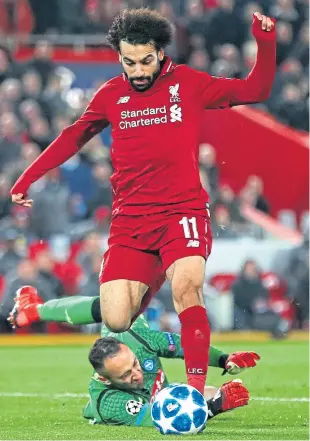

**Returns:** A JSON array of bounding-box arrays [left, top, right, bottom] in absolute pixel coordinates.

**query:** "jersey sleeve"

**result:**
[[129, 327, 183, 359], [191, 16, 276, 109], [10, 84, 110, 197], [98, 391, 153, 427], [133, 327, 227, 368]]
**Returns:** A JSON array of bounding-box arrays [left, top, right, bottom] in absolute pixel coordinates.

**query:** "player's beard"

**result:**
[[128, 61, 161, 92], [114, 380, 144, 391]]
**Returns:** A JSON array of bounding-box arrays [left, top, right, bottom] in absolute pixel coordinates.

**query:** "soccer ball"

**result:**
[[151, 384, 208, 435]]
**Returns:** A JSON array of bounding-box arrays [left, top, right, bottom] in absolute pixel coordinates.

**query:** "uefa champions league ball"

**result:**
[[151, 384, 208, 435]]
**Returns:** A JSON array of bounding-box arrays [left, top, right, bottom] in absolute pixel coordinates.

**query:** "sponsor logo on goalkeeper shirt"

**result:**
[[165, 332, 176, 352], [119, 105, 182, 129], [150, 369, 166, 404]]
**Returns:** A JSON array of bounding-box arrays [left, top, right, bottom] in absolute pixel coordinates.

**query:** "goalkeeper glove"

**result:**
[[224, 351, 261, 375], [208, 379, 250, 418]]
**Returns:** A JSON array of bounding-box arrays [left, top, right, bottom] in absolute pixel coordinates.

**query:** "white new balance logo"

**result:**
[[117, 96, 130, 104], [170, 104, 182, 122], [187, 240, 199, 248]]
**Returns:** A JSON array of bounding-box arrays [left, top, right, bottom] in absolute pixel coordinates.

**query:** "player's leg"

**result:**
[[8, 286, 101, 328], [166, 255, 206, 313], [166, 256, 210, 395], [9, 285, 158, 330], [161, 211, 213, 395], [8, 262, 165, 329], [130, 269, 166, 325], [99, 245, 160, 332]]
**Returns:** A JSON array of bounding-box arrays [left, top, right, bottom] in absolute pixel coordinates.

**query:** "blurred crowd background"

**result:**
[[0, 0, 308, 336]]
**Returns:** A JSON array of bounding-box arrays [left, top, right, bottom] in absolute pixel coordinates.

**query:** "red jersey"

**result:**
[[11, 17, 276, 217]]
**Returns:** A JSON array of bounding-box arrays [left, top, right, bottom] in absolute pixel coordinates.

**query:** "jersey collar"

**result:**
[[159, 56, 175, 77]]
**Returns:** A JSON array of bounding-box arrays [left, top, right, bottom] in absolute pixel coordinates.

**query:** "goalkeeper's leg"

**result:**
[[8, 286, 101, 328], [8, 264, 165, 329]]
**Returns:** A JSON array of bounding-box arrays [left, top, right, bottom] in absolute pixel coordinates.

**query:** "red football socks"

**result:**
[[179, 305, 210, 395]]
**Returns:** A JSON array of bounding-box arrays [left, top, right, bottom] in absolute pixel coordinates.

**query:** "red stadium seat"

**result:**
[[0, 0, 34, 34], [261, 272, 287, 301], [261, 272, 295, 324], [269, 298, 295, 323], [0, 275, 5, 299], [28, 241, 50, 260], [47, 322, 77, 334], [53, 261, 83, 295], [15, 326, 31, 335], [203, 0, 218, 8], [68, 241, 83, 261], [209, 273, 236, 293]]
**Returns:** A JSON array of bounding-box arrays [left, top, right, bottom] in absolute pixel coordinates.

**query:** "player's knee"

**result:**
[[102, 315, 131, 333], [105, 322, 131, 333]]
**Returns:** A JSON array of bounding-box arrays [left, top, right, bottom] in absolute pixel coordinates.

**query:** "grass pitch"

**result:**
[[0, 338, 308, 440]]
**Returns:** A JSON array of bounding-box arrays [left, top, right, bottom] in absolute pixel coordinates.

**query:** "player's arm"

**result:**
[[10, 86, 110, 206], [196, 14, 276, 109], [137, 328, 260, 374], [150, 330, 227, 368], [98, 382, 250, 426], [135, 327, 226, 367], [98, 390, 153, 427], [137, 327, 224, 366]]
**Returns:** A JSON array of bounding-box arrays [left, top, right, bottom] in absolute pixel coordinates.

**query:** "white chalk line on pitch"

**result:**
[[0, 392, 309, 402]]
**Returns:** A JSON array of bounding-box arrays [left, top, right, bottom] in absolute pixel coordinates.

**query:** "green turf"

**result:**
[[0, 340, 308, 440]]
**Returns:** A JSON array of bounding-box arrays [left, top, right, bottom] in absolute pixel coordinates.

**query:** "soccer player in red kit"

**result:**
[[11, 9, 276, 394]]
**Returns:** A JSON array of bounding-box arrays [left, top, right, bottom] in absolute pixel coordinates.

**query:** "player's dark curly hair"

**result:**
[[107, 8, 173, 52], [89, 337, 122, 374]]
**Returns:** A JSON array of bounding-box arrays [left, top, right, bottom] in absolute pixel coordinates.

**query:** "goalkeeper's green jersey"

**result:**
[[83, 315, 224, 427]]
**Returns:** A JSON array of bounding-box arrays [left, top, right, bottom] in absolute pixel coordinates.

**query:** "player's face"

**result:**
[[119, 41, 164, 92], [104, 344, 144, 390]]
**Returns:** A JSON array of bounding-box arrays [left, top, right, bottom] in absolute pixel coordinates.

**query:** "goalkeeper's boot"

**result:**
[[8, 285, 43, 328], [208, 379, 250, 418]]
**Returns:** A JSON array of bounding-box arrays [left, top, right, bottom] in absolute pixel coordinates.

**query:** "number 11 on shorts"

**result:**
[[179, 217, 199, 239]]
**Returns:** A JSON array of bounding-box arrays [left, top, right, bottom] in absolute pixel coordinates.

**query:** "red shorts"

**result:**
[[99, 208, 212, 292]]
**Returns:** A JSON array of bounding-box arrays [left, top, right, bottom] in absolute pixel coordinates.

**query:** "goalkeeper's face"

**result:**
[[104, 344, 144, 390], [119, 41, 164, 92]]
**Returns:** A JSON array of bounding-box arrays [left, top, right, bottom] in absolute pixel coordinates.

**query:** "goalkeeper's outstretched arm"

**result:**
[[90, 380, 250, 426]]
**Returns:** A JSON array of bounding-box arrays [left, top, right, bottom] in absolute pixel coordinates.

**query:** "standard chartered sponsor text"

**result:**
[[119, 106, 168, 129]]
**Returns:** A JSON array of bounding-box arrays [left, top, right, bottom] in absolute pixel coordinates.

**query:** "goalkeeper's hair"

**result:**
[[89, 337, 122, 374], [107, 8, 173, 52]]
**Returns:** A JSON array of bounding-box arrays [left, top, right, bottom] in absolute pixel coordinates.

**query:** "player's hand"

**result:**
[[253, 12, 275, 32], [219, 379, 250, 412], [225, 351, 261, 375], [252, 13, 276, 42], [11, 193, 33, 208]]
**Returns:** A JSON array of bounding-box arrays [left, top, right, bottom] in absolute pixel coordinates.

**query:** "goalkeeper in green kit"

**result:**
[[9, 286, 260, 427]]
